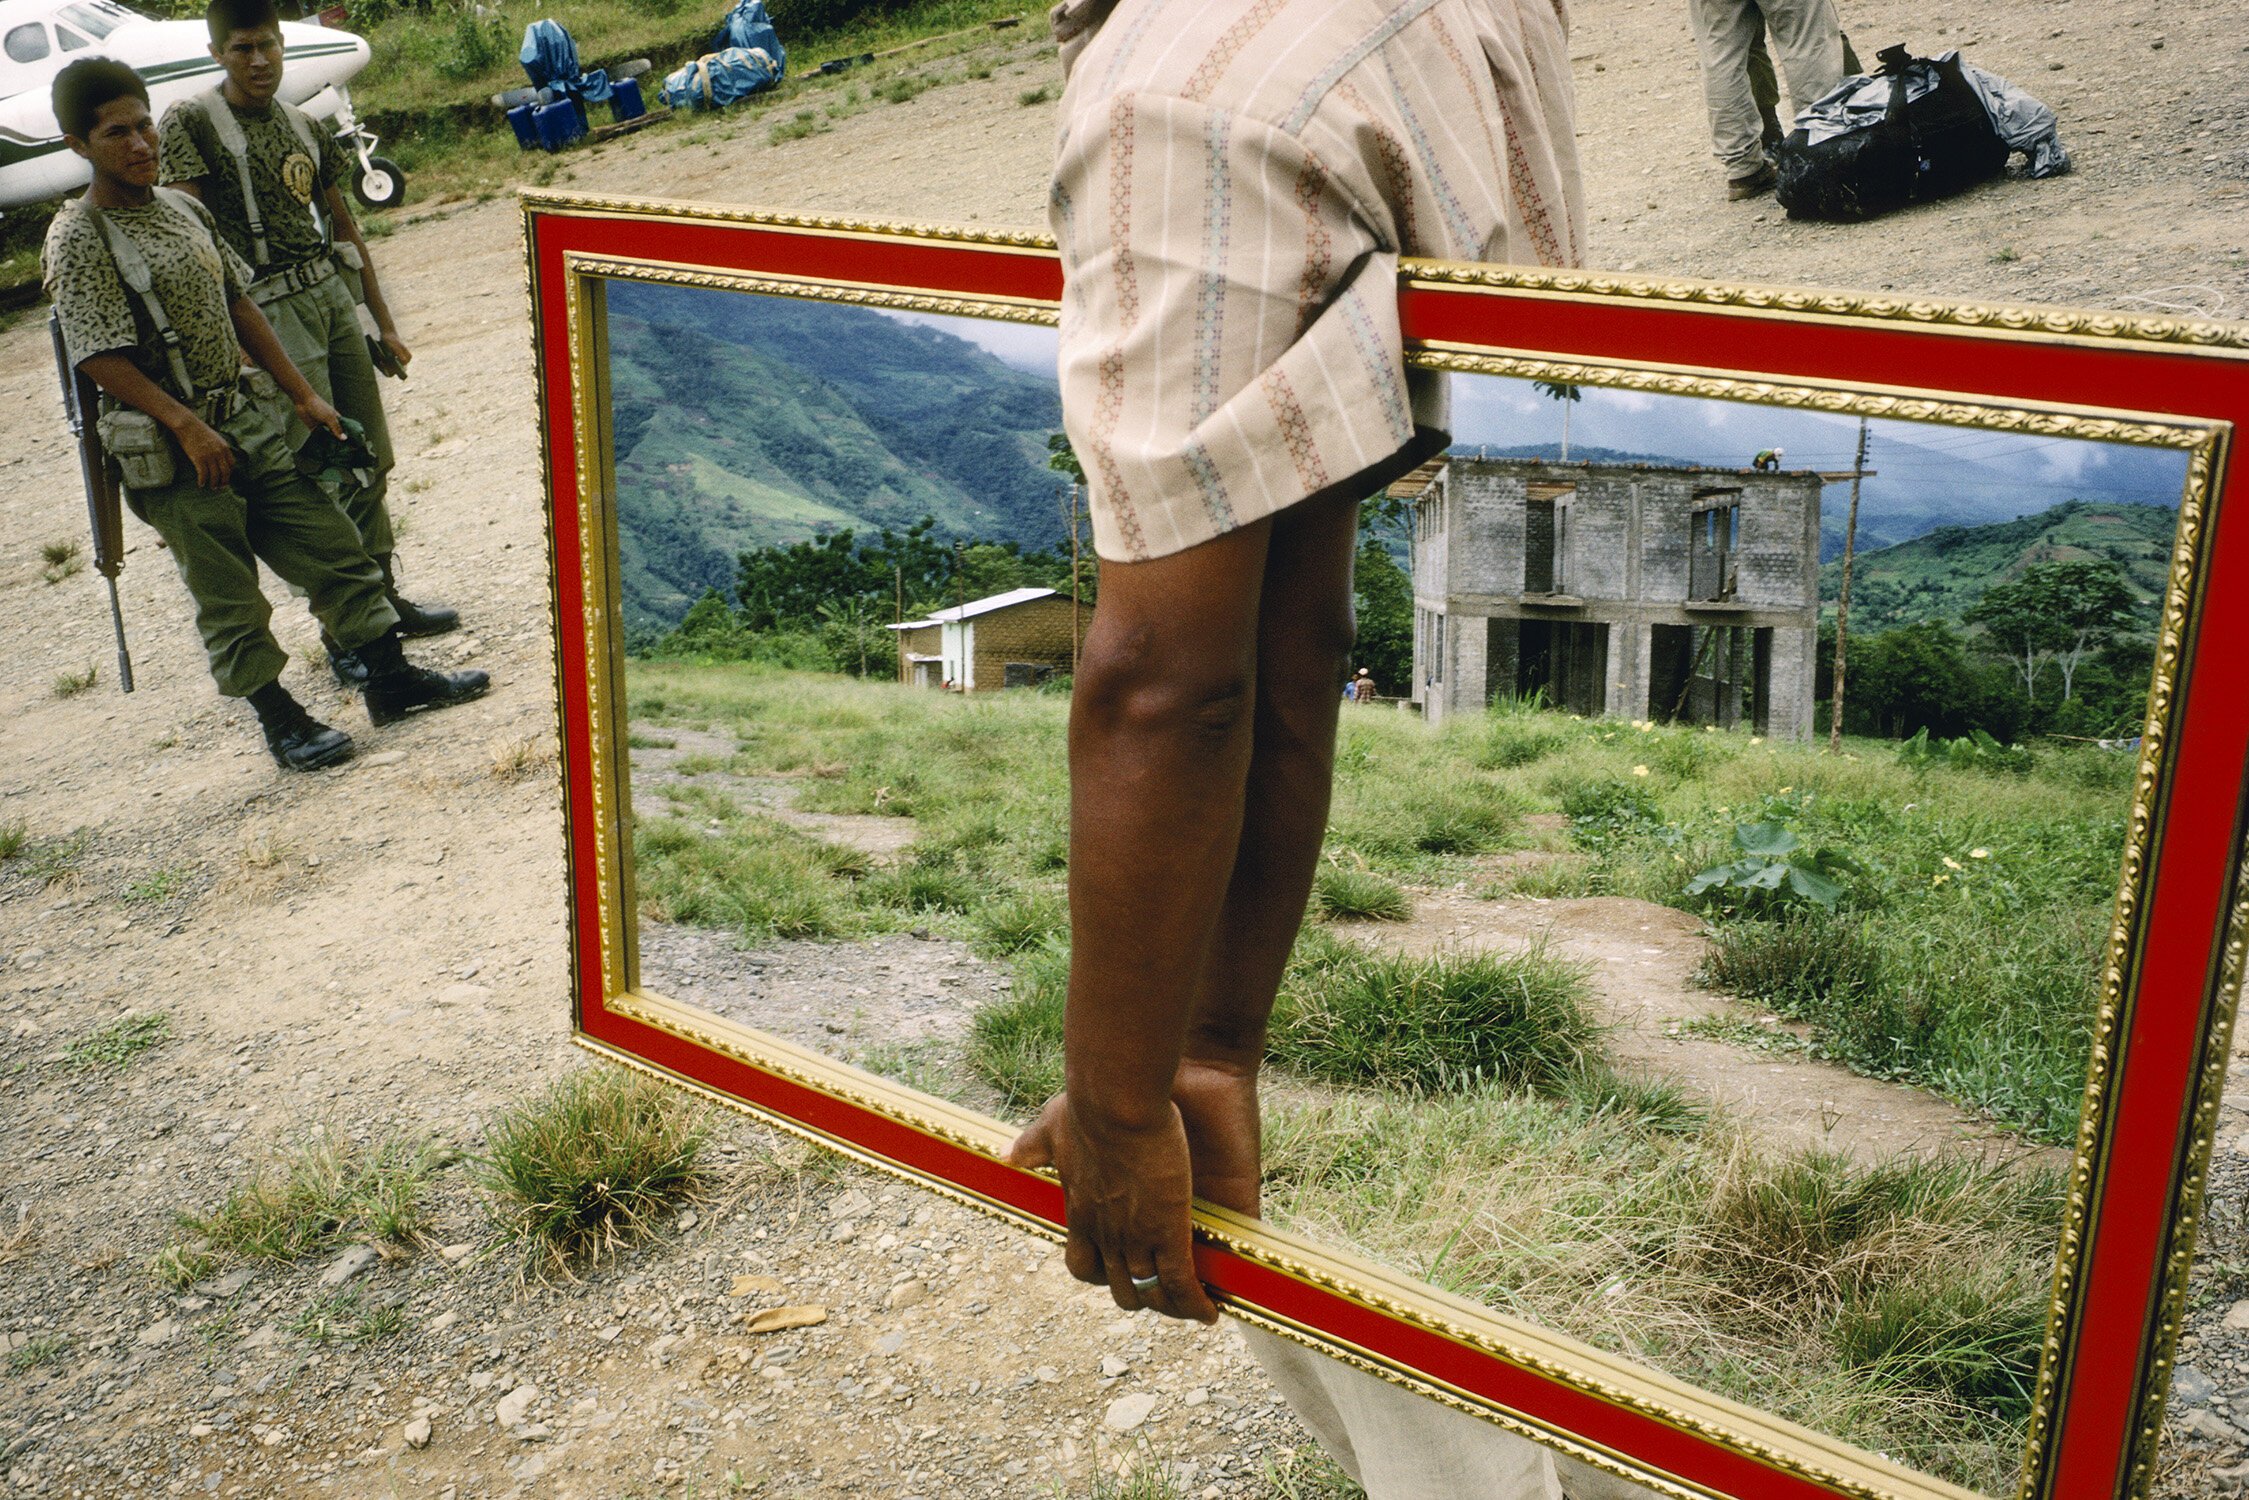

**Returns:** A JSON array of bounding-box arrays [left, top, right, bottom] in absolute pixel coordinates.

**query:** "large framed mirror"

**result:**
[[525, 191, 2249, 1500]]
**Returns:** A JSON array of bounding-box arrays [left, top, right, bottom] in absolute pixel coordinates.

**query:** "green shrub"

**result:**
[[435, 13, 504, 79], [1832, 1270, 2048, 1420], [1560, 779, 1667, 853], [1475, 716, 1570, 769], [1269, 938, 1599, 1094], [968, 941, 1068, 1111]]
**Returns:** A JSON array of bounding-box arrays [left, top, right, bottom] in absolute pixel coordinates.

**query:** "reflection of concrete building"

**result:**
[[888, 586, 1081, 692], [1404, 456, 1823, 738]]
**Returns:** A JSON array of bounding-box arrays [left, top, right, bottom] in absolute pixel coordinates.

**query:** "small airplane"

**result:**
[[0, 0, 402, 214]]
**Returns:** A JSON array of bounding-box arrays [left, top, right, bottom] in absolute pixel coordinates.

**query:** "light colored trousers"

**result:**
[[1244, 1325, 1662, 1499], [1687, 0, 1849, 178]]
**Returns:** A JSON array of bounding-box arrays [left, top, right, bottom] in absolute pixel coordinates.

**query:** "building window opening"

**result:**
[[1689, 491, 1741, 602]]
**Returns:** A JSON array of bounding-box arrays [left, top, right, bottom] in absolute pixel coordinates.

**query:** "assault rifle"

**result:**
[[50, 310, 134, 693]]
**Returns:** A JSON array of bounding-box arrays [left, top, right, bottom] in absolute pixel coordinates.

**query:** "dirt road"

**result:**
[[4, 3, 2247, 1496]]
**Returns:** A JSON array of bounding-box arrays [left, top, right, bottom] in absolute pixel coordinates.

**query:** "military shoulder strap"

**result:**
[[194, 90, 329, 268], [84, 189, 206, 401]]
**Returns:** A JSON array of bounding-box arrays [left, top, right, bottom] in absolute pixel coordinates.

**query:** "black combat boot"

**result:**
[[322, 631, 372, 687], [358, 630, 491, 727], [376, 553, 460, 637], [248, 681, 355, 771]]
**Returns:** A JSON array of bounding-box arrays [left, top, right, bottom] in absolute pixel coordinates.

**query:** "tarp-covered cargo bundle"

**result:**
[[1775, 45, 2070, 223], [662, 0, 785, 111], [519, 18, 612, 104]]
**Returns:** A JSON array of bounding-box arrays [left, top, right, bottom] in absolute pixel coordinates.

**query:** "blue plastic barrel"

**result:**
[[608, 76, 645, 123], [531, 97, 585, 152], [506, 101, 538, 150]]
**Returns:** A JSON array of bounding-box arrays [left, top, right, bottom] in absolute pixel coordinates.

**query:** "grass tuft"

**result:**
[[53, 665, 98, 698], [40, 538, 85, 585], [0, 821, 25, 861], [968, 939, 1069, 1112], [474, 1066, 707, 1275], [6, 1334, 67, 1373], [1311, 866, 1411, 923], [150, 1242, 216, 1290], [1269, 934, 1599, 1095], [185, 1130, 435, 1261], [969, 888, 1068, 956], [289, 1284, 408, 1345]]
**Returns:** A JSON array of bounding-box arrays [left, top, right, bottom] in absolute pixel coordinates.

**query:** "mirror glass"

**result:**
[[602, 275, 2192, 1496]]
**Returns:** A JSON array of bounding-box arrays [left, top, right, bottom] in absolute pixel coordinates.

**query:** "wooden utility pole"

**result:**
[[1829, 416, 1870, 753]]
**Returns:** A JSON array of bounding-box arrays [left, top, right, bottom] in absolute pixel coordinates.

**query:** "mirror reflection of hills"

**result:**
[[606, 283, 1068, 630]]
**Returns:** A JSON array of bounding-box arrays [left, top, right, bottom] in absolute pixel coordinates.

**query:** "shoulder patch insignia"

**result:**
[[282, 152, 316, 205]]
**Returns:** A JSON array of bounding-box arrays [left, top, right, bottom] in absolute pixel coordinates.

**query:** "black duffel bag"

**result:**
[[1775, 45, 2010, 223]]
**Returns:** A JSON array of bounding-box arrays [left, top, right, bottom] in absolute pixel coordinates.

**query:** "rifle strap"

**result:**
[[87, 189, 204, 403], [195, 89, 329, 269]]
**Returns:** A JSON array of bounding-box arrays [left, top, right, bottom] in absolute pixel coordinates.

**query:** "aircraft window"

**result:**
[[4, 23, 51, 62], [60, 3, 121, 38], [58, 25, 90, 48]]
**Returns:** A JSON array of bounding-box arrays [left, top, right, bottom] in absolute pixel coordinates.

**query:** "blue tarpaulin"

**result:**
[[711, 0, 785, 75], [520, 19, 611, 104], [661, 44, 782, 110]]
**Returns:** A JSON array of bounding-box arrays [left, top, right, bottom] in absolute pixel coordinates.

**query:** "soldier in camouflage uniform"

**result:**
[[159, 0, 456, 683], [45, 58, 489, 771]]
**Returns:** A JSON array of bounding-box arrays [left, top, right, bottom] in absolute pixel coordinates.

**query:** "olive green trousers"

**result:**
[[131, 396, 398, 698], [259, 269, 395, 555]]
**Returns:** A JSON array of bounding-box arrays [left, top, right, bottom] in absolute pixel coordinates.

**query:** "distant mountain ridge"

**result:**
[[606, 283, 1070, 629], [1818, 499, 2179, 633]]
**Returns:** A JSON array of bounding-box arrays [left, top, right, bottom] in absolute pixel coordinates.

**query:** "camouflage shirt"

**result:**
[[158, 91, 344, 272], [43, 190, 252, 403]]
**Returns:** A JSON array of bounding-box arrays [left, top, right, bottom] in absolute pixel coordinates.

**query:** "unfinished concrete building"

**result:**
[[1405, 455, 1823, 738]]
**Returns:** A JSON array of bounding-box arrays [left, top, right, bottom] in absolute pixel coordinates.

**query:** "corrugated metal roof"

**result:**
[[885, 586, 1063, 629]]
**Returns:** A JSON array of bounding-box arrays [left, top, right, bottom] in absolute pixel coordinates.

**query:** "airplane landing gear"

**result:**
[[328, 87, 406, 211]]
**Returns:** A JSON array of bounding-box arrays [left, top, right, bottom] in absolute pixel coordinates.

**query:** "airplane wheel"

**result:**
[[353, 156, 406, 210]]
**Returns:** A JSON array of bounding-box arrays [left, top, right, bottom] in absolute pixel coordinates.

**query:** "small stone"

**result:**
[[469, 1371, 497, 1392], [1182, 1387, 1209, 1408], [428, 1311, 460, 1334], [404, 1417, 432, 1449], [1099, 1355, 1129, 1379], [1033, 1365, 1061, 1384], [2224, 1301, 2249, 1332], [189, 1423, 214, 1438], [828, 1190, 875, 1221], [198, 1269, 252, 1298], [2185, 1409, 2243, 1445], [434, 983, 488, 1008], [320, 1245, 381, 1288], [876, 1331, 906, 1356], [364, 751, 407, 767], [677, 1211, 699, 1232], [494, 1383, 539, 1430], [2176, 1365, 2219, 1407], [138, 1318, 179, 1347], [440, 1242, 475, 1264], [884, 1280, 926, 1312], [728, 1274, 783, 1298], [1104, 1393, 1158, 1432]]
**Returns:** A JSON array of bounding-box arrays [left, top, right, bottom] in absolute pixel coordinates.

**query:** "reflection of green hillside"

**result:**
[[605, 284, 1069, 630], [1820, 500, 2176, 632]]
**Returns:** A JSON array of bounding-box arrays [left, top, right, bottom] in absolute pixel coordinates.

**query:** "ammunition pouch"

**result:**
[[95, 406, 177, 493]]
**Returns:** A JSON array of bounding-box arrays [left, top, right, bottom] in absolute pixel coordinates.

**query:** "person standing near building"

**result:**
[[1003, 3, 1657, 1495], [159, 0, 458, 682], [1688, 0, 1850, 199], [44, 59, 489, 770]]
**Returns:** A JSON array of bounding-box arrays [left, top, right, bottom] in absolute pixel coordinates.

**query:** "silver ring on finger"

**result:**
[[1130, 1273, 1162, 1293]]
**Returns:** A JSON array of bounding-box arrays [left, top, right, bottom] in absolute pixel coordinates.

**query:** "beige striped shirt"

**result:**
[[1050, 0, 1585, 561]]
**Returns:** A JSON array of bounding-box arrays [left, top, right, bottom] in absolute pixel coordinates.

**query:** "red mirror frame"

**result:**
[[523, 188, 2249, 1500]]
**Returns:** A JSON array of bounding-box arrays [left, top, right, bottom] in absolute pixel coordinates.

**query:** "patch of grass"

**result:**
[[635, 812, 865, 941], [6, 1334, 67, 1373], [1311, 866, 1410, 923], [1673, 1013, 1814, 1057], [185, 1130, 435, 1261], [150, 1242, 217, 1290], [770, 109, 830, 143], [876, 72, 936, 104], [860, 858, 980, 917], [66, 1012, 172, 1069], [968, 887, 1067, 956], [671, 752, 731, 776], [627, 732, 677, 750], [121, 866, 191, 904], [53, 665, 98, 698], [968, 939, 1068, 1112], [0, 821, 28, 861], [1268, 933, 1599, 1095], [40, 538, 85, 585], [1258, 1444, 1366, 1500], [1067, 1454, 1192, 1498], [289, 1284, 408, 1345], [474, 1066, 707, 1275], [1017, 83, 1054, 106]]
